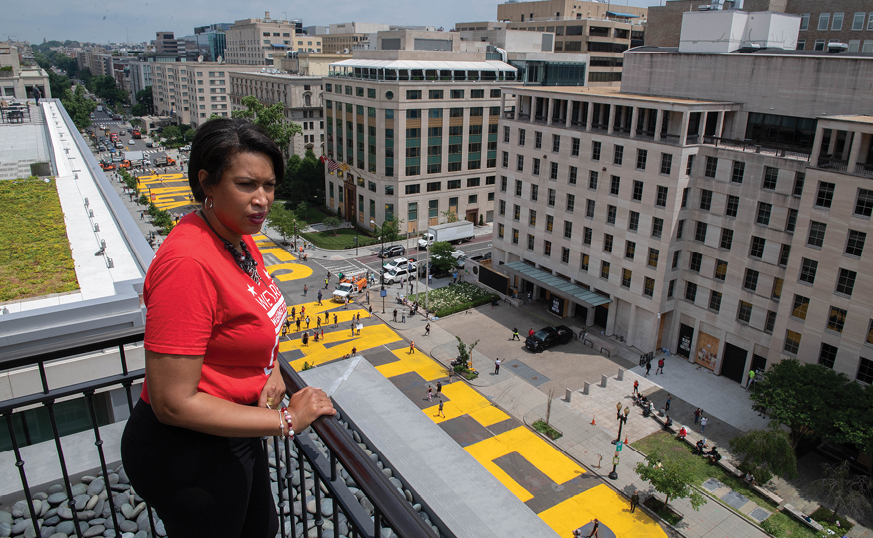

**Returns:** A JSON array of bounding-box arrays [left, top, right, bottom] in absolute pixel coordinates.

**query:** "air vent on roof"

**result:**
[[827, 42, 848, 53]]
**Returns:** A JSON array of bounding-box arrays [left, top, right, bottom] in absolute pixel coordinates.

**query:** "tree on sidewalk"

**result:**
[[453, 336, 479, 373], [728, 429, 798, 483], [266, 202, 298, 244], [635, 450, 706, 511], [322, 215, 342, 236], [807, 460, 873, 525], [430, 241, 456, 275]]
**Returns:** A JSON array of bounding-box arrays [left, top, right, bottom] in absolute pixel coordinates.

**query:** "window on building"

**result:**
[[651, 186, 667, 207], [567, 193, 575, 212], [744, 269, 759, 292], [592, 141, 601, 161], [546, 214, 555, 232], [725, 195, 739, 218], [586, 199, 596, 218], [581, 253, 589, 271], [518, 129, 526, 145], [450, 89, 464, 99], [613, 145, 624, 165], [629, 211, 639, 231], [818, 13, 831, 30], [499, 200, 506, 215], [855, 188, 873, 217], [534, 132, 543, 149], [552, 135, 560, 153], [685, 282, 698, 302], [807, 221, 827, 248], [858, 357, 873, 384], [512, 228, 519, 244], [584, 227, 592, 245], [709, 291, 722, 312], [828, 306, 847, 333], [550, 162, 559, 180], [800, 13, 810, 30], [836, 268, 857, 296], [407, 90, 421, 100], [814, 39, 826, 51], [720, 228, 734, 250], [427, 181, 441, 192], [689, 251, 702, 272], [816, 181, 836, 208], [791, 294, 810, 320], [625, 241, 636, 259], [513, 204, 521, 221], [604, 234, 613, 252], [833, 12, 844, 30], [653, 217, 664, 238], [783, 330, 802, 355], [677, 219, 685, 240], [569, 166, 578, 185], [642, 277, 654, 297], [755, 202, 772, 226], [548, 189, 556, 207], [700, 189, 712, 211], [694, 221, 707, 242], [779, 244, 791, 267], [572, 138, 580, 156], [500, 176, 507, 192], [799, 258, 818, 284], [765, 310, 777, 333], [517, 155, 524, 172], [686, 155, 695, 176], [786, 209, 798, 233], [600, 261, 610, 279], [737, 301, 753, 323], [589, 170, 599, 190], [705, 156, 718, 178], [846, 230, 866, 257], [532, 158, 541, 176], [660, 153, 673, 175], [621, 269, 632, 288], [527, 234, 535, 250], [636, 149, 647, 170], [610, 175, 621, 195], [793, 172, 805, 197], [763, 166, 778, 190], [747, 236, 765, 258], [681, 188, 689, 208], [715, 259, 727, 281], [648, 248, 659, 268], [819, 343, 838, 369]]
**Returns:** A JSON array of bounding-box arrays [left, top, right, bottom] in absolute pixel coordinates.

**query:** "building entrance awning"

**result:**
[[503, 261, 612, 307]]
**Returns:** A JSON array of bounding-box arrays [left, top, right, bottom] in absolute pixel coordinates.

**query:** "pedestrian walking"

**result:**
[[402, 311, 406, 323], [645, 358, 652, 377], [699, 416, 708, 433], [425, 323, 431, 336], [344, 297, 350, 310], [305, 316, 310, 329], [327, 270, 332, 281], [321, 328, 324, 340], [694, 408, 701, 425], [529, 328, 535, 337], [656, 357, 665, 375], [438, 399, 445, 418], [633, 380, 639, 395], [393, 309, 398, 322], [630, 491, 639, 513], [494, 358, 501, 374], [366, 290, 370, 303], [511, 327, 520, 341], [333, 314, 338, 328], [296, 318, 301, 332], [665, 393, 671, 411], [324, 277, 329, 289], [316, 317, 322, 329], [436, 381, 442, 396], [301, 306, 305, 318], [527, 291, 533, 305], [427, 387, 433, 402], [746, 369, 755, 390], [409, 341, 415, 354], [302, 332, 309, 347], [350, 321, 356, 336], [317, 290, 323, 305], [586, 518, 600, 538], [428, 273, 433, 286], [324, 311, 329, 324]]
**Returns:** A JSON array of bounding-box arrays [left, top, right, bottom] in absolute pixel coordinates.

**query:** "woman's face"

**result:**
[[201, 151, 275, 243]]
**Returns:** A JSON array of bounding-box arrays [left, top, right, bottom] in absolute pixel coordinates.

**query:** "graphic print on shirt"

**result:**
[[252, 273, 287, 375]]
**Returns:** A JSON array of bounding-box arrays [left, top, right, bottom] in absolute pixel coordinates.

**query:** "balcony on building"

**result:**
[[809, 116, 873, 178]]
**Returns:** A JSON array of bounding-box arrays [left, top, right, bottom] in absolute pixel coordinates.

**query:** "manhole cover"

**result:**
[[749, 507, 770, 523], [702, 478, 723, 492]]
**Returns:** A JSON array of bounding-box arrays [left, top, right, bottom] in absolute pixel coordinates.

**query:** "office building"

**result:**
[[155, 32, 185, 55], [322, 48, 518, 232], [491, 9, 873, 385], [277, 52, 352, 76], [229, 71, 326, 158], [648, 0, 873, 52], [0, 43, 50, 99], [225, 13, 321, 66]]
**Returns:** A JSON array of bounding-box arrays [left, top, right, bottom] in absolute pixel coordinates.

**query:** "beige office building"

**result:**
[[491, 10, 873, 386], [322, 50, 518, 232], [457, 1, 645, 86], [225, 13, 322, 66], [229, 71, 325, 158], [0, 43, 50, 99]]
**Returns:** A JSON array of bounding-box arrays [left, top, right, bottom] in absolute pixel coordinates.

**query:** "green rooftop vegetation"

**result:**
[[0, 176, 78, 302]]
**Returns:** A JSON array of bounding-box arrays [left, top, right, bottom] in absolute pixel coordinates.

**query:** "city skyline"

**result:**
[[3, 0, 656, 44]]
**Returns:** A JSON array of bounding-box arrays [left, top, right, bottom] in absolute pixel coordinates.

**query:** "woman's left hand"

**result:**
[[259, 365, 287, 409]]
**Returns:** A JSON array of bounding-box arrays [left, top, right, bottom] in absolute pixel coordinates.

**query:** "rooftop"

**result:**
[[821, 115, 873, 125], [509, 85, 738, 106], [330, 58, 517, 72], [630, 46, 873, 59]]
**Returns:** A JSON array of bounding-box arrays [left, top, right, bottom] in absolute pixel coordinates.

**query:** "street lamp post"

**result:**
[[372, 220, 385, 314], [608, 402, 630, 480]]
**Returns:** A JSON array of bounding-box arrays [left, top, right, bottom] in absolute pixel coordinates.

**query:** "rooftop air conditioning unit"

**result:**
[[827, 42, 849, 53]]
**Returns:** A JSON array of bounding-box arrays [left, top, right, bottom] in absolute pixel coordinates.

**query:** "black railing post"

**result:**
[[273, 436, 289, 538], [314, 472, 324, 538], [4, 413, 42, 538], [45, 401, 84, 538], [283, 436, 297, 538], [298, 438, 308, 533], [84, 391, 121, 535]]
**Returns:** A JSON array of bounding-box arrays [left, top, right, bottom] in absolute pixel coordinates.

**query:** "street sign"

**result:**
[[616, 442, 623, 451], [380, 289, 387, 297], [613, 456, 620, 465]]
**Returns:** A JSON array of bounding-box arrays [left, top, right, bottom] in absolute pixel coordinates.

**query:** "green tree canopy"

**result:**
[[322, 216, 343, 236], [728, 429, 798, 482], [231, 95, 302, 157], [61, 85, 96, 130], [265, 202, 298, 244], [751, 359, 852, 449], [635, 450, 706, 511], [135, 87, 153, 115], [430, 241, 456, 273]]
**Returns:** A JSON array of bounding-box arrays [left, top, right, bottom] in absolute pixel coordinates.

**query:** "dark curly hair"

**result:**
[[187, 118, 285, 203]]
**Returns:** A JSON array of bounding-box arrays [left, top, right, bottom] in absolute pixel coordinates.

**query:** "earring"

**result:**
[[205, 197, 214, 210]]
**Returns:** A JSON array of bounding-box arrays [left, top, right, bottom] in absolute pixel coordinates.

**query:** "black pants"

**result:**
[[121, 400, 279, 538]]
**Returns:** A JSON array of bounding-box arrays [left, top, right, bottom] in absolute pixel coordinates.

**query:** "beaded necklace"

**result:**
[[199, 210, 259, 284]]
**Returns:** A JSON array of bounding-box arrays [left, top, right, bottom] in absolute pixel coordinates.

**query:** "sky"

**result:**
[[2, 0, 658, 45]]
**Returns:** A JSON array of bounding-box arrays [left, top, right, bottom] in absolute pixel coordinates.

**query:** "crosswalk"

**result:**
[[314, 258, 372, 279]]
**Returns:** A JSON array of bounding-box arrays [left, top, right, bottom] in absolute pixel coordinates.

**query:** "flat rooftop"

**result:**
[[822, 115, 873, 125], [630, 45, 873, 59], [506, 85, 737, 106]]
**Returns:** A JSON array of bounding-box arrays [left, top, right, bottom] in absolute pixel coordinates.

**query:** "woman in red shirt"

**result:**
[[121, 118, 335, 538]]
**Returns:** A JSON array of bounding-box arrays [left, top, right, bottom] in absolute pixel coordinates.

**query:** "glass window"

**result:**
[[799, 258, 818, 284], [586, 200, 596, 218], [819, 343, 838, 369], [660, 153, 672, 175], [836, 268, 857, 296], [828, 306, 847, 333], [695, 221, 707, 242], [700, 189, 712, 211], [784, 330, 802, 355], [854, 12, 866, 30], [800, 13, 810, 30], [656, 186, 668, 207], [726, 195, 739, 218], [855, 188, 873, 217], [592, 141, 601, 161], [737, 301, 753, 323], [720, 228, 733, 250], [632, 180, 643, 201], [613, 145, 624, 165], [610, 176, 621, 195], [629, 211, 639, 232], [705, 156, 718, 178], [846, 230, 866, 257], [807, 221, 827, 248], [648, 248, 659, 268], [818, 13, 831, 31], [715, 260, 727, 281], [637, 149, 648, 170], [625, 241, 636, 259], [709, 291, 722, 312], [589, 171, 599, 190], [584, 227, 592, 245], [534, 132, 543, 149], [621, 269, 632, 288], [569, 166, 578, 185], [791, 294, 810, 320], [600, 261, 610, 279], [685, 282, 698, 302], [689, 252, 702, 272], [763, 166, 778, 190], [667, 280, 675, 298], [677, 220, 685, 240], [779, 244, 791, 266], [750, 236, 765, 258], [743, 269, 759, 292], [832, 12, 844, 31], [603, 234, 613, 252], [572, 138, 580, 156], [816, 181, 835, 208], [652, 217, 664, 238]]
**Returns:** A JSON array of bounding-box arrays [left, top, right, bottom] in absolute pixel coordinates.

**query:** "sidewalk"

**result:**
[[373, 306, 770, 538]]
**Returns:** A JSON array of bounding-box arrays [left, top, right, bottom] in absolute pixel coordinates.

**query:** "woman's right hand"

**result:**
[[287, 387, 336, 431]]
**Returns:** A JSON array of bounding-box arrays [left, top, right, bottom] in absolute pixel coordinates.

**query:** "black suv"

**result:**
[[378, 245, 405, 258], [525, 326, 574, 353]]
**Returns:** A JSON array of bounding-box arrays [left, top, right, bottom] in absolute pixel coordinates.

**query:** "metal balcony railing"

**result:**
[[702, 135, 811, 161], [1, 329, 439, 538]]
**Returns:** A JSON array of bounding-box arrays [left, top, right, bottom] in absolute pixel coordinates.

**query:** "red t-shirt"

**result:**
[[140, 213, 287, 405]]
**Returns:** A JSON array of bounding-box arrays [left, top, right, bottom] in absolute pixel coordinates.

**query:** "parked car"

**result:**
[[378, 245, 405, 258], [384, 257, 417, 273], [525, 326, 574, 353], [128, 139, 135, 145], [146, 142, 154, 148], [381, 267, 415, 284]]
